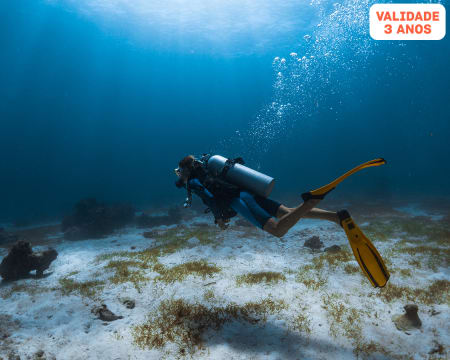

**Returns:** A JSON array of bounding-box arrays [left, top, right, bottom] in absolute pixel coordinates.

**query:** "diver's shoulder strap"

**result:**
[[219, 157, 245, 178]]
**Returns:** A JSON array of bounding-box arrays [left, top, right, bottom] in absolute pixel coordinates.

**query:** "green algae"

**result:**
[[58, 278, 105, 299], [379, 279, 450, 305], [321, 293, 405, 359], [132, 297, 287, 353], [154, 260, 221, 283], [236, 271, 286, 286], [94, 226, 222, 289]]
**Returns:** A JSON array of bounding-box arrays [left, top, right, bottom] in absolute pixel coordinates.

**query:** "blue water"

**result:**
[[1, 0, 449, 221]]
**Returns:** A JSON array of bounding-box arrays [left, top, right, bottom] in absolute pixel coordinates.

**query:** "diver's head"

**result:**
[[174, 155, 196, 187], [178, 155, 195, 170]]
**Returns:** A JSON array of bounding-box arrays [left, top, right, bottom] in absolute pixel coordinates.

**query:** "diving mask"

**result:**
[[174, 166, 190, 179]]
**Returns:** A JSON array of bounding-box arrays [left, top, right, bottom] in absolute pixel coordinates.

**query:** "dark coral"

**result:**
[[91, 304, 123, 322], [393, 304, 422, 331], [324, 245, 342, 253], [62, 198, 135, 240], [0, 241, 58, 281], [304, 235, 324, 251]]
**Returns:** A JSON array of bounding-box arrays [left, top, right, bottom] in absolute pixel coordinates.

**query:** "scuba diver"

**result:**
[[175, 155, 338, 237], [175, 154, 390, 288]]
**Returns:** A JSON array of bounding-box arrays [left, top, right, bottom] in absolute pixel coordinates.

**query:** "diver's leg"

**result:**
[[303, 208, 340, 224], [278, 206, 339, 224], [230, 195, 271, 229], [254, 195, 338, 225], [236, 193, 335, 237], [263, 199, 321, 238], [275, 205, 290, 217]]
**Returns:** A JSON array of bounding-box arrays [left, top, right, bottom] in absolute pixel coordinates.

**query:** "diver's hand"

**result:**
[[216, 218, 229, 230]]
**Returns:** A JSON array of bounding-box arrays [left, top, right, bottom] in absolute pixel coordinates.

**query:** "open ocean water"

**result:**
[[1, 0, 449, 222]]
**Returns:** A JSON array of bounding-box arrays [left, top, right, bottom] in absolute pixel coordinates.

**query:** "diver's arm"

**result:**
[[187, 179, 223, 220]]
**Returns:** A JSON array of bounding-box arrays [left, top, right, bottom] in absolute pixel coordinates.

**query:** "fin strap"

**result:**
[[337, 209, 351, 228], [301, 187, 335, 202]]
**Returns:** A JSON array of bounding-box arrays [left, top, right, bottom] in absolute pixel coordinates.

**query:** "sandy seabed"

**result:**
[[0, 202, 448, 360]]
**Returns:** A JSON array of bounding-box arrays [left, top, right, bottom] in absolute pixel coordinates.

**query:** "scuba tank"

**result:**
[[206, 155, 275, 198]]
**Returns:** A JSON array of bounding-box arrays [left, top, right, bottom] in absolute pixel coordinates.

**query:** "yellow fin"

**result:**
[[310, 158, 386, 196], [341, 215, 390, 288]]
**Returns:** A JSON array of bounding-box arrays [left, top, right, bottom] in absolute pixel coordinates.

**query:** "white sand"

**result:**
[[0, 208, 448, 359]]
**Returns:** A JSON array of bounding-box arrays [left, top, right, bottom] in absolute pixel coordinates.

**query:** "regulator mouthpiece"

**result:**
[[183, 197, 192, 208]]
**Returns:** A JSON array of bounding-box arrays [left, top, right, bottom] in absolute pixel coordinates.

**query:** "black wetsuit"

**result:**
[[187, 167, 281, 229]]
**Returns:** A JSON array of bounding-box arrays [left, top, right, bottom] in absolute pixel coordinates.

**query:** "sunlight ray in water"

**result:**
[[46, 0, 317, 54]]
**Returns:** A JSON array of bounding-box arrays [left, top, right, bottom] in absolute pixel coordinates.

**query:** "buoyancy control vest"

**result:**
[[179, 154, 275, 220]]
